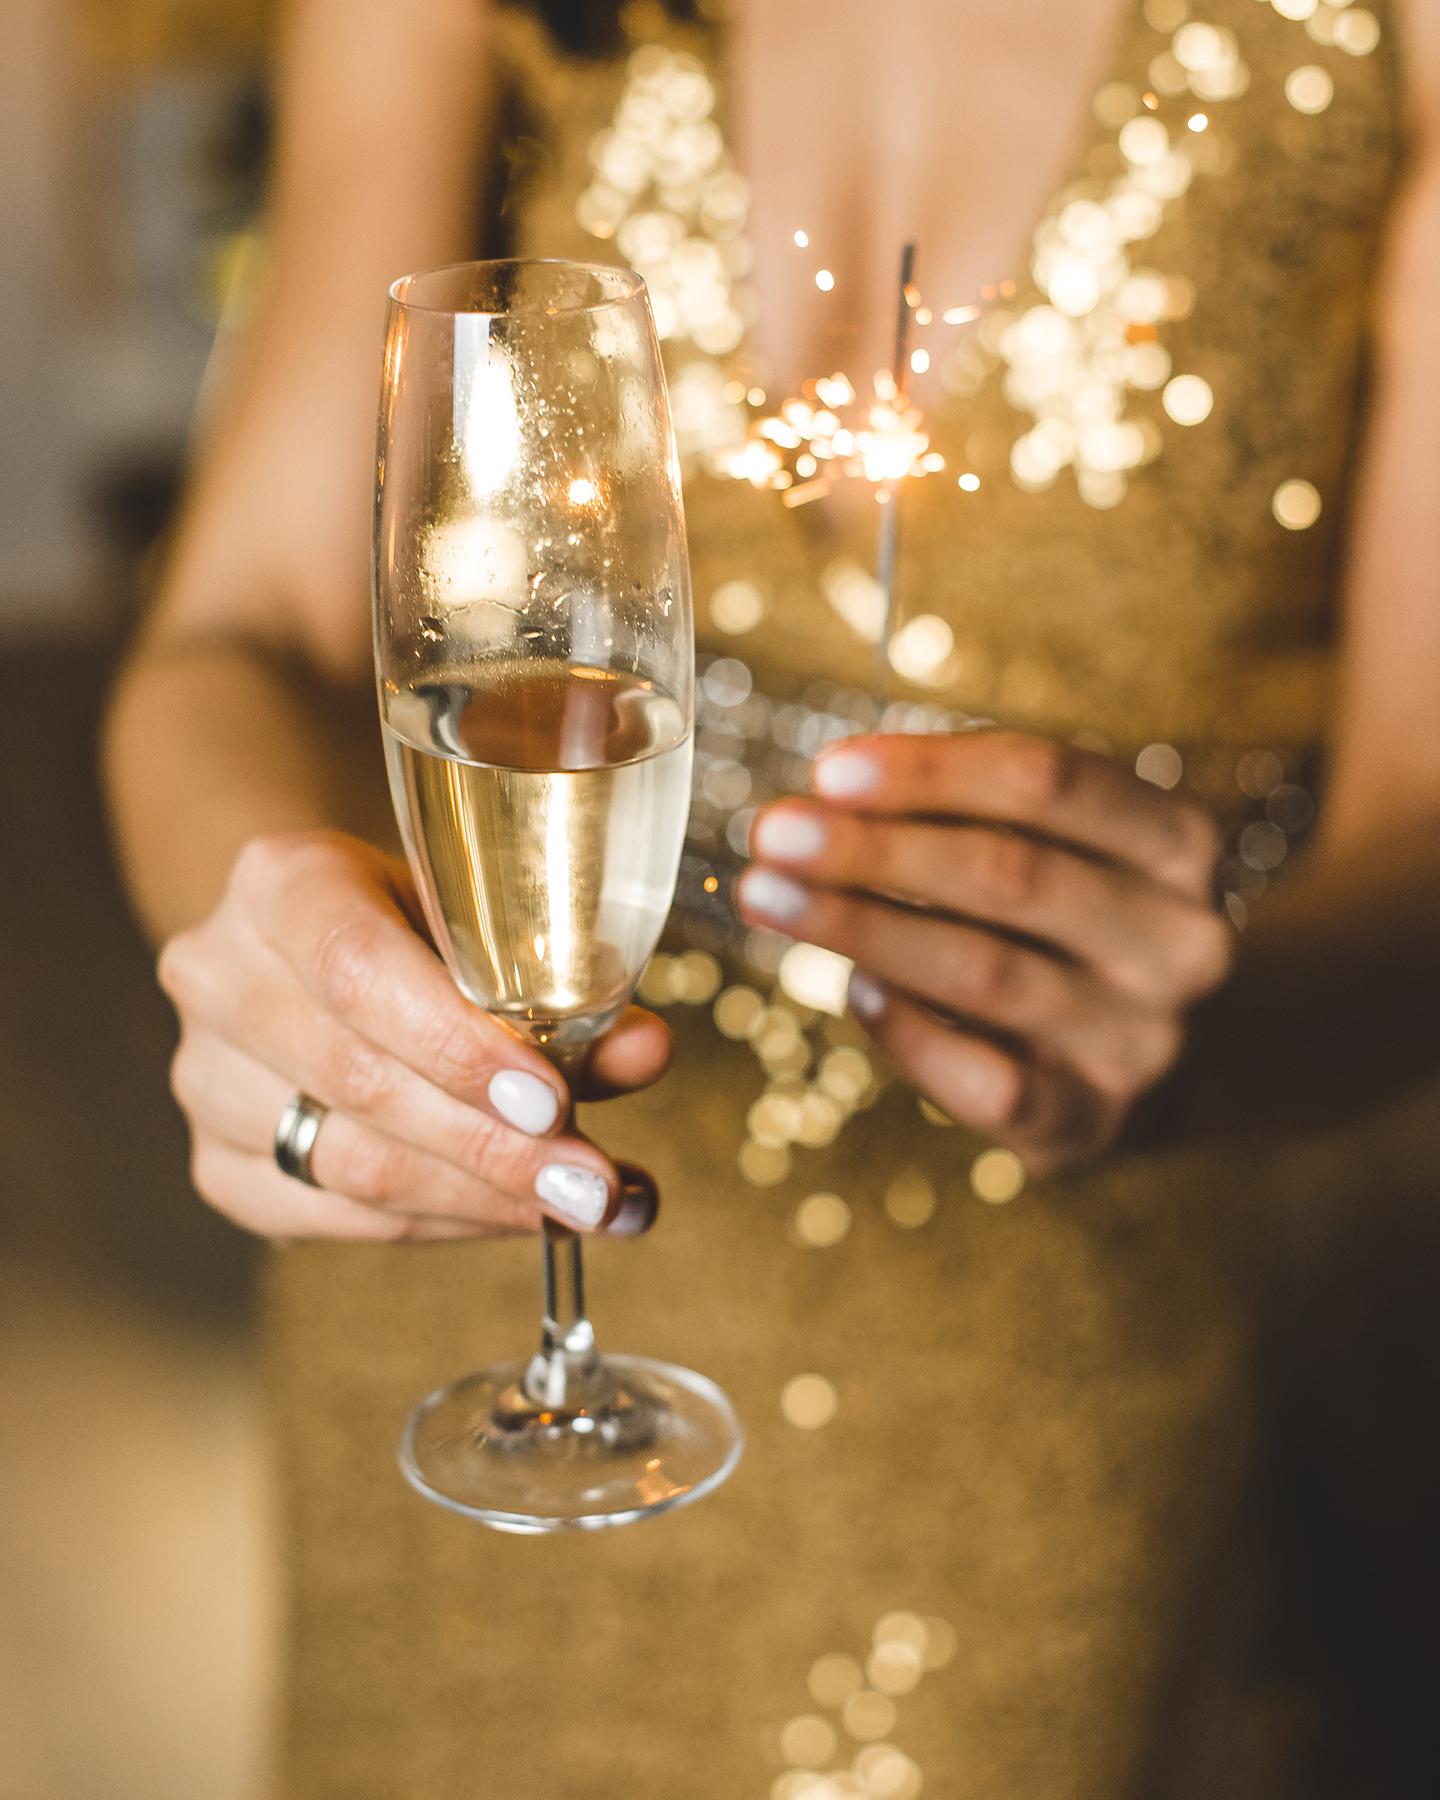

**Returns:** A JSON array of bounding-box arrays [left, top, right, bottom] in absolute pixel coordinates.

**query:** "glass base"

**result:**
[[398, 1354, 743, 1533]]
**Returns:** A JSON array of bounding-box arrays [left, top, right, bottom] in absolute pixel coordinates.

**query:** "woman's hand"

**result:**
[[738, 732, 1231, 1173], [158, 831, 670, 1243]]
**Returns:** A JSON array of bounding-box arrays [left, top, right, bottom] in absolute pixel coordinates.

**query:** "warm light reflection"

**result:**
[[1272, 478, 1322, 529], [459, 337, 520, 497], [781, 1373, 838, 1429]]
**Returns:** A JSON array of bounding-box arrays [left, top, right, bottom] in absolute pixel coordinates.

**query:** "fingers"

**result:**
[[736, 869, 1185, 1094], [846, 976, 1120, 1173], [172, 1026, 656, 1238], [811, 732, 1221, 901], [577, 1007, 675, 1100], [189, 1141, 494, 1244], [158, 831, 671, 1248], [175, 939, 602, 1193], [749, 803, 1231, 1006], [231, 833, 573, 1126]]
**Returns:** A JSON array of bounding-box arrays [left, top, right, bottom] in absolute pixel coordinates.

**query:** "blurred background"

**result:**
[[6, 5, 1440, 1798], [2, 2, 279, 1793]]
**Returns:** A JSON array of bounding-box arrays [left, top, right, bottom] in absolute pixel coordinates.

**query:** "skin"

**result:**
[[738, 733, 1228, 1175], [104, 0, 1440, 1241]]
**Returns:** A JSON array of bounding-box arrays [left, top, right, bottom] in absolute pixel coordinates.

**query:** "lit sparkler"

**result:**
[[714, 236, 998, 695]]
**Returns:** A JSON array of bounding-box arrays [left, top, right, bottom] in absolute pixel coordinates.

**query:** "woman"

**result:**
[[105, 0, 1440, 1793]]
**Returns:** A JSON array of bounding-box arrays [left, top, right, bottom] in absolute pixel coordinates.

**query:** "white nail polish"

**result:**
[[814, 748, 877, 798], [752, 810, 826, 861], [848, 972, 886, 1019], [741, 868, 810, 922], [535, 1163, 609, 1228], [488, 1070, 561, 1136]]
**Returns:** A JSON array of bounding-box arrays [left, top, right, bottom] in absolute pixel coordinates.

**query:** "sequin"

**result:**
[[714, 984, 765, 1038], [1334, 7, 1380, 54], [1272, 478, 1322, 528], [840, 1691, 899, 1742], [793, 1192, 851, 1248], [883, 1171, 938, 1230], [740, 1141, 792, 1186], [1162, 373, 1214, 424], [971, 1149, 1026, 1204], [1135, 742, 1184, 789], [1286, 65, 1334, 113], [780, 1715, 840, 1768], [853, 1745, 923, 1798], [1239, 819, 1288, 871], [888, 614, 955, 685], [808, 1654, 865, 1708], [1236, 748, 1287, 797], [781, 1374, 839, 1429], [921, 1618, 959, 1670], [818, 1047, 873, 1106], [867, 1640, 925, 1697]]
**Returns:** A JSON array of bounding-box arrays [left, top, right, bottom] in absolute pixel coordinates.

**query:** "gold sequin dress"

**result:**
[[266, 3, 1409, 1793]]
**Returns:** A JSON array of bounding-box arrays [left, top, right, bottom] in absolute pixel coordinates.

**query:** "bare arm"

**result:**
[[1181, 1, 1440, 1132], [105, 0, 500, 939], [103, 0, 669, 1247]]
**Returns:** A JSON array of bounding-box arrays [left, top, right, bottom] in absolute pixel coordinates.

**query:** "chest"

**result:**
[[497, 0, 1401, 754], [729, 0, 1133, 391]]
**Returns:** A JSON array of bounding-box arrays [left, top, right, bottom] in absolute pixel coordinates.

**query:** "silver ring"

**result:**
[[274, 1093, 329, 1187]]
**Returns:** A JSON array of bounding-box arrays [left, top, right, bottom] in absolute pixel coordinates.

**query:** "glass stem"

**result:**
[[524, 1037, 602, 1410], [524, 1227, 602, 1410]]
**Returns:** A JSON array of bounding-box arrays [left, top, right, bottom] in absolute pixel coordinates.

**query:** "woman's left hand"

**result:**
[[737, 731, 1233, 1173]]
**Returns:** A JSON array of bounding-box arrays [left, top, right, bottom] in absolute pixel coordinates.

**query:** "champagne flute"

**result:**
[[374, 259, 742, 1532]]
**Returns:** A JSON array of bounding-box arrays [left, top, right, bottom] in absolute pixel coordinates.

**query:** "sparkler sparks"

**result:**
[[713, 231, 998, 504]]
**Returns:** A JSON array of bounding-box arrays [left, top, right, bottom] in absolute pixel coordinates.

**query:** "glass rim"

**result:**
[[387, 257, 647, 319]]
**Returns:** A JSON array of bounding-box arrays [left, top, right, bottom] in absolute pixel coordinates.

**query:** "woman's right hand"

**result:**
[[157, 831, 671, 1244]]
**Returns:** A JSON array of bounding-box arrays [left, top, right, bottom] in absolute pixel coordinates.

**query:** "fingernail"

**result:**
[[814, 748, 878, 798], [752, 809, 827, 862], [848, 972, 886, 1019], [739, 868, 810, 922], [488, 1069, 562, 1136], [535, 1163, 610, 1229], [607, 1164, 658, 1237]]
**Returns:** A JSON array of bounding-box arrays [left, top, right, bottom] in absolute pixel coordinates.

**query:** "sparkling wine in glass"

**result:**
[[374, 259, 742, 1531]]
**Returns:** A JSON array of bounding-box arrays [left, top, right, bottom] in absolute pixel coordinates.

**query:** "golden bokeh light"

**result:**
[[1272, 478, 1322, 529], [781, 1373, 839, 1430], [883, 1171, 937, 1230], [713, 984, 765, 1039], [1162, 373, 1214, 425], [779, 1713, 839, 1768], [971, 1149, 1025, 1204], [922, 1616, 959, 1669], [808, 1653, 865, 1708], [793, 1192, 853, 1249], [1285, 65, 1334, 113], [740, 1141, 792, 1187], [841, 1689, 898, 1742], [1334, 7, 1380, 55], [1135, 743, 1184, 789], [710, 578, 766, 634], [867, 1640, 924, 1697]]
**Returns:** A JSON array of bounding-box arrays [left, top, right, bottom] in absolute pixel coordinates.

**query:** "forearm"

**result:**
[[1174, 833, 1440, 1138], [103, 632, 387, 943]]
